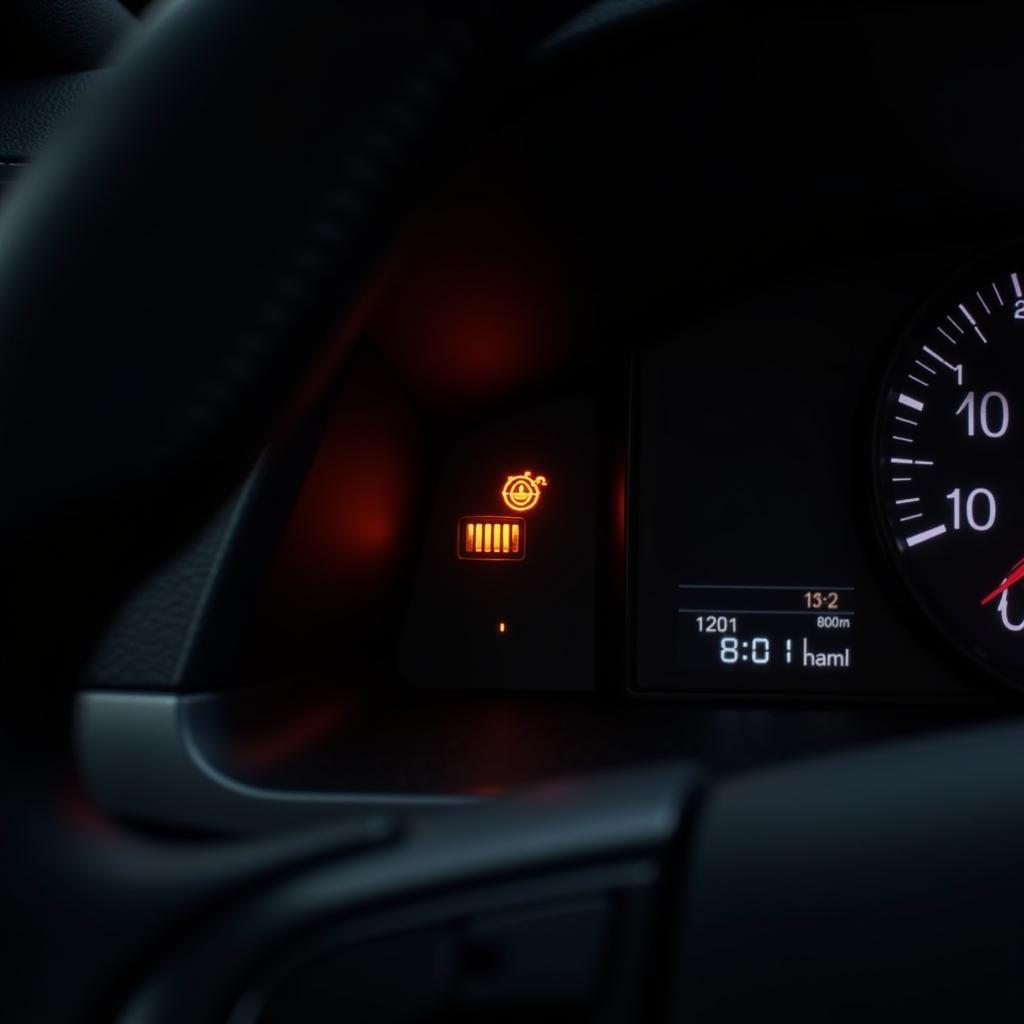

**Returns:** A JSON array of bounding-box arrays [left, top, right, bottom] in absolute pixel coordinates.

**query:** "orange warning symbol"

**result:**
[[500, 470, 547, 512]]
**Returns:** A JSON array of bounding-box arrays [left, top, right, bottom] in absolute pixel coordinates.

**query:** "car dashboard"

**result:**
[[69, 0, 1024, 831]]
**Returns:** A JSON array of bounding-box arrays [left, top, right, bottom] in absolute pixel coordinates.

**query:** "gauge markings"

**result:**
[[878, 254, 1024, 685], [921, 346, 957, 371], [905, 524, 947, 548]]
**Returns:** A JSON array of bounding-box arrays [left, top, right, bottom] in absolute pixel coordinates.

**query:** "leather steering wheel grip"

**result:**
[[0, 0, 584, 672]]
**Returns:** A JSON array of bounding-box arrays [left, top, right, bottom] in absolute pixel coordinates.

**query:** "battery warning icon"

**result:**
[[458, 516, 525, 561]]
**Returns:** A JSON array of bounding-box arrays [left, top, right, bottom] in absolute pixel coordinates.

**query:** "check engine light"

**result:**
[[501, 470, 547, 512], [458, 516, 525, 560]]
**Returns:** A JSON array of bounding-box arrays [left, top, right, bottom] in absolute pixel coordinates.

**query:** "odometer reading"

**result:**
[[678, 584, 855, 672], [877, 258, 1024, 683]]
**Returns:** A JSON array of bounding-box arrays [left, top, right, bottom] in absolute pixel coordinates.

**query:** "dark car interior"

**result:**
[[6, 1, 1024, 1021]]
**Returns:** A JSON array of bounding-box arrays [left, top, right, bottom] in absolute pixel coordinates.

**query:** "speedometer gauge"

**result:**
[[876, 251, 1024, 686]]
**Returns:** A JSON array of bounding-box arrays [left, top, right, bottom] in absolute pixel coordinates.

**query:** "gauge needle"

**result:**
[[980, 556, 1024, 606]]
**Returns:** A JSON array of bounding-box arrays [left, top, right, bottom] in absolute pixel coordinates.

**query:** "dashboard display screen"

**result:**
[[630, 281, 974, 697], [678, 584, 855, 674]]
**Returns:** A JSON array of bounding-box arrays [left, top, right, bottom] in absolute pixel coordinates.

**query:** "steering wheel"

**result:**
[[3, 2, 1024, 1021]]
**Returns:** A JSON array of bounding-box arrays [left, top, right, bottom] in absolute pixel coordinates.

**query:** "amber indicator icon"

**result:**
[[501, 470, 547, 512], [458, 516, 525, 561]]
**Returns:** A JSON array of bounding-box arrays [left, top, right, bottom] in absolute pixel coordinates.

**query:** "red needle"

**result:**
[[980, 556, 1024, 606]]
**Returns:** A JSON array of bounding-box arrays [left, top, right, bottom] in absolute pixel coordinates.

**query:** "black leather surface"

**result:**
[[0, 73, 100, 163], [0, 0, 134, 75], [84, 496, 239, 688]]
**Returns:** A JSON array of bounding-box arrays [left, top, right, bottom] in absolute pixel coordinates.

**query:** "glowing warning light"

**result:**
[[458, 516, 525, 560], [501, 470, 548, 512]]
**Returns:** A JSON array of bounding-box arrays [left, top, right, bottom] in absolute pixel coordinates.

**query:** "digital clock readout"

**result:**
[[678, 585, 855, 672]]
